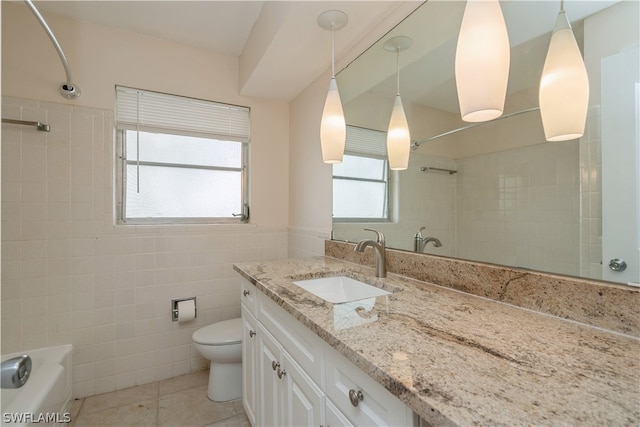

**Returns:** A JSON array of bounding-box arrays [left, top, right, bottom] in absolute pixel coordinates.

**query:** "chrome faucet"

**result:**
[[355, 228, 386, 278], [420, 237, 442, 251], [413, 226, 442, 252]]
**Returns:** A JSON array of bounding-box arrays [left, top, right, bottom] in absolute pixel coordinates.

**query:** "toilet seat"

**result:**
[[193, 318, 242, 346]]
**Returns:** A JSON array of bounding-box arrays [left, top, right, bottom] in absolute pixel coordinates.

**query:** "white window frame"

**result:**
[[115, 86, 250, 225], [332, 126, 391, 223]]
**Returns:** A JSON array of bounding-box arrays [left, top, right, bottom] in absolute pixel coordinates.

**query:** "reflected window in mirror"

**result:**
[[333, 126, 390, 222]]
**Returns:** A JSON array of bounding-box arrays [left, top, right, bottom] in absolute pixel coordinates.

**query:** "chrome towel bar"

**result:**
[[2, 118, 50, 132]]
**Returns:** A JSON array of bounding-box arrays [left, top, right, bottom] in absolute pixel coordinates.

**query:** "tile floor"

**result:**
[[70, 370, 250, 427]]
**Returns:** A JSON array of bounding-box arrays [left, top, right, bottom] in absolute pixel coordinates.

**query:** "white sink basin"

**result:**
[[292, 276, 391, 304]]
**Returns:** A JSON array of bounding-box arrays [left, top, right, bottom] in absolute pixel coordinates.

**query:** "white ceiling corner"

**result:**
[[32, 0, 409, 101]]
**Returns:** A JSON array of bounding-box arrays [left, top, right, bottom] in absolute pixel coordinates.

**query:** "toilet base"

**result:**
[[208, 361, 242, 402]]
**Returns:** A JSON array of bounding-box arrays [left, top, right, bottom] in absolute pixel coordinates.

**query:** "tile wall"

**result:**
[[1, 97, 288, 398], [579, 106, 603, 280], [456, 141, 581, 277]]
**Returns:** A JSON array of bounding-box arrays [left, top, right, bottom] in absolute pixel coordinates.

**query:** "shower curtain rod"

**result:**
[[411, 107, 540, 149], [24, 0, 81, 99]]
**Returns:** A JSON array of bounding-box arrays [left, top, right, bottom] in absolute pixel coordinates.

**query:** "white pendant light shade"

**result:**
[[539, 10, 589, 142], [384, 36, 413, 171], [320, 77, 347, 163], [387, 95, 411, 170], [318, 10, 348, 164], [455, 0, 510, 123]]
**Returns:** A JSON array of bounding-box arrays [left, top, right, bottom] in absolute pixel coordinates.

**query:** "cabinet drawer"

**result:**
[[324, 346, 413, 427], [240, 279, 258, 315], [258, 293, 325, 385]]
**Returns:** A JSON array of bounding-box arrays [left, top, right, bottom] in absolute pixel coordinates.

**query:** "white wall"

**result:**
[[287, 71, 333, 257], [1, 2, 289, 398], [1, 2, 290, 227]]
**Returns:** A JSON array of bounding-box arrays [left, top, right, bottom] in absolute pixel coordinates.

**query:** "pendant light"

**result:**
[[455, 0, 510, 123], [539, 0, 589, 141], [384, 36, 413, 170], [318, 10, 348, 164]]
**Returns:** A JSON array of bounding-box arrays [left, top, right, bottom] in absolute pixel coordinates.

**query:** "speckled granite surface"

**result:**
[[326, 240, 640, 337], [233, 256, 640, 426]]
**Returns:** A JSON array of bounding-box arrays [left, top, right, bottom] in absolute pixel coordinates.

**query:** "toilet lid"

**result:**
[[193, 318, 243, 345]]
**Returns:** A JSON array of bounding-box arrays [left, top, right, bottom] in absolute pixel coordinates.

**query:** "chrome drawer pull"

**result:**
[[348, 389, 364, 407], [272, 361, 280, 371], [277, 367, 287, 379], [243, 290, 251, 297], [249, 330, 256, 338]]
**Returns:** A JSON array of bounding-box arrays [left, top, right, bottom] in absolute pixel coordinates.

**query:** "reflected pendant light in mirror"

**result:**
[[455, 0, 510, 123], [539, 1, 589, 142], [384, 36, 412, 170], [318, 10, 348, 164]]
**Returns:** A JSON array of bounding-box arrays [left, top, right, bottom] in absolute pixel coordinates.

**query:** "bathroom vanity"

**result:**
[[234, 256, 639, 426]]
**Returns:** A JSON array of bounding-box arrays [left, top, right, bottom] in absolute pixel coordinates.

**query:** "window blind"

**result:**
[[345, 125, 387, 157], [116, 86, 250, 143]]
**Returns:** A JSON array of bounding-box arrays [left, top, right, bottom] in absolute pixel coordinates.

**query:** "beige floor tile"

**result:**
[[159, 369, 208, 396], [158, 385, 236, 427], [204, 414, 251, 427], [70, 398, 84, 417], [80, 382, 159, 414], [231, 400, 248, 418], [73, 398, 158, 427]]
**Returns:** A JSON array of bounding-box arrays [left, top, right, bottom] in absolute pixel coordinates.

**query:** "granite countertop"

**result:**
[[233, 256, 640, 426]]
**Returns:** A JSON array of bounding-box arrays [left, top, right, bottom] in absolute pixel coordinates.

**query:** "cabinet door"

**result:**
[[257, 323, 283, 427], [241, 305, 258, 426], [325, 398, 353, 427], [282, 352, 325, 427]]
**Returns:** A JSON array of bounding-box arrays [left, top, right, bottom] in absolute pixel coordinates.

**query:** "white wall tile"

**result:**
[[1, 97, 288, 398]]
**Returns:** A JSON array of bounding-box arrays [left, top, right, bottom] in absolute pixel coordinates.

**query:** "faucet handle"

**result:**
[[364, 228, 385, 245]]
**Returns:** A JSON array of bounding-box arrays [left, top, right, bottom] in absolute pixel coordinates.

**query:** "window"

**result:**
[[115, 86, 250, 224], [333, 126, 389, 222]]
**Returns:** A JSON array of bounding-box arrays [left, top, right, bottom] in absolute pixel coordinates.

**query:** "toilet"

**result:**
[[192, 318, 243, 402]]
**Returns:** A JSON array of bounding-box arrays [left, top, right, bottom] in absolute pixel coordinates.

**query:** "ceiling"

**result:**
[[31, 0, 411, 101]]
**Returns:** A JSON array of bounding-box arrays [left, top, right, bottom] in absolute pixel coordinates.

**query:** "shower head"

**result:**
[[59, 82, 81, 100]]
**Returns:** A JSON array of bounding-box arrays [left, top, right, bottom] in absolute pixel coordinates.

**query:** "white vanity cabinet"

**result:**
[[240, 278, 415, 427], [257, 322, 325, 426]]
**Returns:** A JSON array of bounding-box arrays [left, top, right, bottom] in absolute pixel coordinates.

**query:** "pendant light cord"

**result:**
[[560, 0, 564, 12], [331, 25, 336, 78], [396, 48, 401, 96]]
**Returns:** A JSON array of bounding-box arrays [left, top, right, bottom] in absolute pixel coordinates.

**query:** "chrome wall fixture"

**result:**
[[1, 118, 50, 132], [420, 167, 457, 175], [24, 0, 81, 99]]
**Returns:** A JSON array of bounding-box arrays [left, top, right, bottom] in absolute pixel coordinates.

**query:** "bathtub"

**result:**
[[1, 345, 73, 426]]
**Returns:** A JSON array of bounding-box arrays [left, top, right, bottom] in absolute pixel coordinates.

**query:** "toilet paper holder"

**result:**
[[171, 297, 197, 322]]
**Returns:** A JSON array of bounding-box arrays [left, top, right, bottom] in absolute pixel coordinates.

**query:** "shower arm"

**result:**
[[24, 0, 81, 99]]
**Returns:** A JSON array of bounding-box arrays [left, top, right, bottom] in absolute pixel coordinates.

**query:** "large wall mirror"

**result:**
[[332, 0, 639, 286]]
